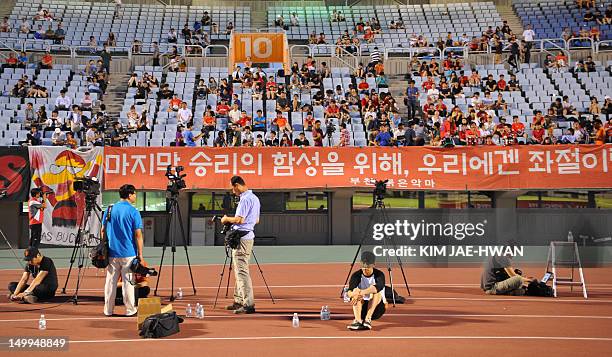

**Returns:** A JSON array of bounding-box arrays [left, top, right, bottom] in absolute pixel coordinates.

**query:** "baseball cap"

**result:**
[[23, 247, 40, 261], [361, 251, 376, 267]]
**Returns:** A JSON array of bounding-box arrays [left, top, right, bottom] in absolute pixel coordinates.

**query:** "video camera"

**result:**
[[325, 121, 336, 135], [130, 257, 158, 277], [73, 176, 101, 197], [165, 165, 186, 196], [211, 215, 231, 235], [374, 179, 388, 202]]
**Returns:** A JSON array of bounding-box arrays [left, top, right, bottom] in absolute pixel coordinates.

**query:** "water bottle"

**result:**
[[196, 303, 204, 319], [342, 287, 350, 303], [185, 304, 193, 318], [292, 313, 300, 328], [320, 306, 330, 321], [176, 288, 183, 300], [568, 231, 574, 243], [39, 314, 46, 330]]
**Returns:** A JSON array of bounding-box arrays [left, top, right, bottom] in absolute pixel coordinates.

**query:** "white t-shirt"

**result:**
[[358, 274, 386, 302], [177, 108, 192, 124], [523, 29, 535, 42], [228, 109, 241, 123]]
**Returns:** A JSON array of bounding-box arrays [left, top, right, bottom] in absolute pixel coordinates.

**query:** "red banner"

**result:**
[[103, 145, 612, 191]]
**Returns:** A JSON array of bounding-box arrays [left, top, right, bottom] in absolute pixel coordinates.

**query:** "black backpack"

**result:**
[[90, 205, 112, 269], [385, 286, 406, 304], [526, 281, 554, 297], [139, 312, 184, 339]]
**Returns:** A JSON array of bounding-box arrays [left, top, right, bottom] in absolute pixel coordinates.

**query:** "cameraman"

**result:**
[[109, 122, 125, 147], [221, 176, 260, 314], [101, 184, 143, 317], [481, 250, 534, 296], [28, 188, 47, 248]]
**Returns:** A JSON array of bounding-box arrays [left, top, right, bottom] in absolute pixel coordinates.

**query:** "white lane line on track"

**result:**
[[64, 336, 612, 344], [2, 313, 612, 323]]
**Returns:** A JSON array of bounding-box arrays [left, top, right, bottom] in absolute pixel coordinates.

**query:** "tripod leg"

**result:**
[[62, 207, 90, 294], [252, 249, 275, 304], [175, 202, 197, 295], [213, 252, 230, 309], [154, 213, 172, 296], [381, 208, 411, 296], [225, 254, 233, 298]]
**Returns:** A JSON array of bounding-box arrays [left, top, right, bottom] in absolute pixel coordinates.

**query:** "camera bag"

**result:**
[[139, 312, 184, 339], [90, 205, 112, 269]]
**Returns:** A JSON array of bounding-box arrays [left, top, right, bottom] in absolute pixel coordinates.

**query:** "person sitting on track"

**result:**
[[115, 259, 151, 306], [8, 247, 58, 304], [346, 251, 387, 331], [481, 250, 534, 296]]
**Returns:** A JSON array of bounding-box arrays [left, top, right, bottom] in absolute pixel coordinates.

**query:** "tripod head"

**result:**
[[373, 179, 388, 207], [165, 165, 186, 199]]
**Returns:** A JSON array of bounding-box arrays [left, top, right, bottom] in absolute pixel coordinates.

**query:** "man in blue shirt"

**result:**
[[252, 110, 266, 132], [405, 80, 419, 120], [183, 123, 204, 147], [101, 184, 143, 317], [375, 124, 393, 146], [221, 176, 261, 314]]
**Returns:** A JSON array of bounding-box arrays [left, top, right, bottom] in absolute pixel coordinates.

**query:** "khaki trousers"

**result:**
[[104, 256, 137, 315], [232, 238, 254, 307]]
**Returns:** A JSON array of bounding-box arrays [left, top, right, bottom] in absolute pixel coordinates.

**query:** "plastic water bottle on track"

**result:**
[[196, 303, 204, 319], [320, 306, 330, 321], [568, 231, 574, 243], [342, 287, 350, 303], [177, 288, 183, 300], [292, 313, 300, 328], [185, 303, 193, 318], [39, 314, 46, 330]]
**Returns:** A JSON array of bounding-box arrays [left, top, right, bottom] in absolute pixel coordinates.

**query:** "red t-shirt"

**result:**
[[497, 79, 507, 90], [532, 115, 544, 126], [169, 98, 182, 108], [512, 122, 525, 134], [326, 105, 339, 114], [275, 116, 287, 128], [266, 81, 276, 90], [217, 104, 230, 115], [6, 57, 17, 65], [422, 81, 434, 90], [203, 115, 216, 126], [358, 82, 369, 90], [237, 115, 251, 127], [533, 128, 544, 141]]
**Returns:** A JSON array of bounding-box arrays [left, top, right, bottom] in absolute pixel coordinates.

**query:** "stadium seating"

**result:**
[[513, 0, 611, 41], [269, 2, 503, 47]]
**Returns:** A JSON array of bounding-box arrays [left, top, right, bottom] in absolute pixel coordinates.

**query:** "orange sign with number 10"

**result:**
[[230, 32, 289, 70]]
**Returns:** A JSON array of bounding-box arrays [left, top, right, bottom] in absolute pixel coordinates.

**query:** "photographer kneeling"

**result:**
[[8, 247, 58, 304], [346, 251, 387, 331]]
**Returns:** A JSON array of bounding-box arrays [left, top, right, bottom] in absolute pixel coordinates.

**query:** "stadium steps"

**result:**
[[0, 0, 15, 20], [387, 74, 413, 120], [497, 5, 525, 37], [103, 73, 132, 121], [251, 10, 268, 31]]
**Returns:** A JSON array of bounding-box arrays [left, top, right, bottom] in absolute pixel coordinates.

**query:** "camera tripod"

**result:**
[[154, 191, 197, 301], [212, 226, 275, 309], [62, 194, 103, 305], [340, 196, 411, 306]]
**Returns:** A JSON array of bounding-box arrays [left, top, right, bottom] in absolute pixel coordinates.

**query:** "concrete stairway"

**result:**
[[0, 0, 15, 19], [102, 73, 132, 121], [497, 5, 525, 38]]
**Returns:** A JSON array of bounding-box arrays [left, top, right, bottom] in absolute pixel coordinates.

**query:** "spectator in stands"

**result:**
[[263, 130, 278, 147], [55, 90, 72, 111], [168, 94, 182, 112], [605, 5, 612, 25], [507, 39, 519, 71], [3, 52, 18, 68], [201, 11, 211, 26], [375, 125, 393, 147], [603, 96, 612, 119], [331, 10, 345, 22], [67, 105, 84, 134], [273, 111, 292, 134], [167, 28, 177, 43], [22, 127, 41, 146], [39, 51, 53, 70], [336, 123, 350, 147], [589, 97, 602, 118], [183, 123, 204, 147], [311, 121, 324, 147], [19, 18, 30, 34], [522, 25, 535, 62], [225, 22, 234, 34], [51, 128, 66, 146], [585, 56, 596, 72], [54, 23, 65, 44], [0, 17, 10, 32], [176, 102, 192, 126], [85, 126, 103, 146], [100, 46, 112, 74], [594, 119, 605, 145], [590, 26, 600, 42], [290, 13, 299, 26]]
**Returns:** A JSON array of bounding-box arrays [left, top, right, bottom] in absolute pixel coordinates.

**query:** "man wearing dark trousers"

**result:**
[[347, 251, 387, 331], [8, 247, 58, 304], [222, 176, 261, 314], [28, 188, 47, 248]]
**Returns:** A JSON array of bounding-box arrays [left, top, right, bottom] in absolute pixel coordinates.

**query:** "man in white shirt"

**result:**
[[55, 90, 72, 110], [44, 110, 64, 130], [167, 29, 177, 43], [228, 103, 241, 124], [176, 102, 192, 126], [470, 92, 482, 109], [67, 106, 83, 133], [19, 18, 30, 34], [522, 25, 536, 63], [85, 126, 102, 146], [51, 128, 66, 146]]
